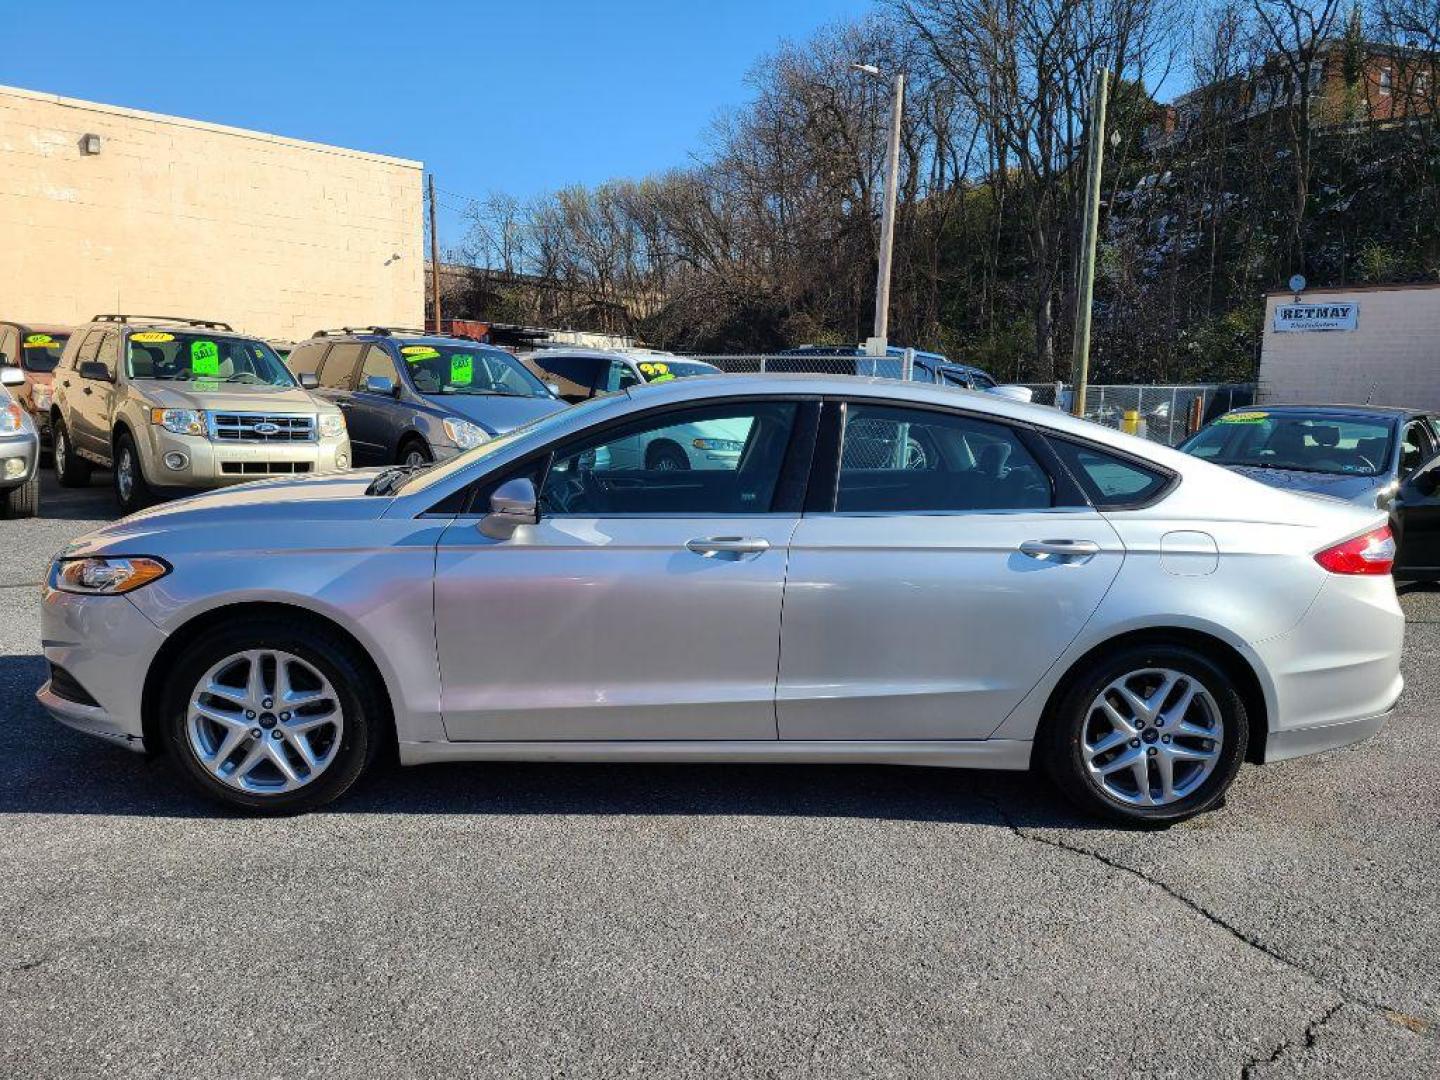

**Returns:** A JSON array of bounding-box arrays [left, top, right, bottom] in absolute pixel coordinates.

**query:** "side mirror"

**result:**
[[0, 366, 25, 387], [298, 372, 320, 390], [364, 374, 396, 395], [79, 361, 113, 383], [478, 477, 538, 539]]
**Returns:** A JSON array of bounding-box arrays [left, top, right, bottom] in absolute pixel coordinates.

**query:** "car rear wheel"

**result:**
[[2, 471, 39, 519], [159, 619, 383, 814], [1039, 644, 1247, 826], [113, 432, 154, 514], [53, 420, 92, 487]]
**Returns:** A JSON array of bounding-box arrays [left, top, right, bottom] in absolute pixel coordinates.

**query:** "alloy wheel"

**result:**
[[116, 447, 134, 503], [1081, 667, 1224, 807], [186, 649, 345, 794], [403, 448, 428, 468], [55, 433, 67, 481]]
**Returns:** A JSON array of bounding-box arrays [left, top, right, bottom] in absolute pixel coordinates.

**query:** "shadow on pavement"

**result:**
[[34, 469, 115, 523], [0, 652, 1099, 830]]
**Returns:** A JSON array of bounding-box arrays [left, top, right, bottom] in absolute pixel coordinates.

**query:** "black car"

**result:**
[[1179, 403, 1440, 579]]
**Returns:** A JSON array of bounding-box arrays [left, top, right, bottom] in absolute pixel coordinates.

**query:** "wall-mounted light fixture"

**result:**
[[80, 133, 103, 155], [383, 253, 402, 266]]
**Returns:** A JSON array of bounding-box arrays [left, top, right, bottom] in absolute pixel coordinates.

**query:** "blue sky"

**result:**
[[6, 0, 875, 250]]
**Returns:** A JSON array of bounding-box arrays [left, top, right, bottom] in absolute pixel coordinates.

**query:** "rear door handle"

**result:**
[[686, 536, 770, 560], [1020, 539, 1101, 563]]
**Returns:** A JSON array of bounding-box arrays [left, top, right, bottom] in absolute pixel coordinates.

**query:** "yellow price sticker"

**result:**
[[132, 331, 175, 343], [402, 346, 440, 362], [24, 334, 54, 346], [1218, 411, 1269, 424]]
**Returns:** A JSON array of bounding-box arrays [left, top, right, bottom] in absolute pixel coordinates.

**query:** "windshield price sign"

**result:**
[[1274, 302, 1358, 333]]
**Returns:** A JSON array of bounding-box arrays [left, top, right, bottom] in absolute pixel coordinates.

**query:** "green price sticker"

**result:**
[[450, 353, 474, 386], [24, 334, 54, 346], [191, 340, 220, 376], [1218, 411, 1268, 424]]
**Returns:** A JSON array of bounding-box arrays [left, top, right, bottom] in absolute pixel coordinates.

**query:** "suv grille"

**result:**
[[210, 414, 315, 442]]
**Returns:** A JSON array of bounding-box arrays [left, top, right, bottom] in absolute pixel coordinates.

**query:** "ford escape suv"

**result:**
[[50, 315, 351, 513]]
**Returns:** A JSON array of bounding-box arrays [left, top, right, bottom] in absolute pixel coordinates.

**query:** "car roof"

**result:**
[[525, 347, 679, 362], [2, 321, 72, 335]]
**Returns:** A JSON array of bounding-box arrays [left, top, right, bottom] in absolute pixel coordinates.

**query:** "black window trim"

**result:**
[[421, 393, 823, 519], [806, 397, 1089, 515], [1043, 432, 1181, 511]]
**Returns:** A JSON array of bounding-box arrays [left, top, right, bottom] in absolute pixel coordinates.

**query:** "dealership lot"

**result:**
[[1, 474, 1437, 1078]]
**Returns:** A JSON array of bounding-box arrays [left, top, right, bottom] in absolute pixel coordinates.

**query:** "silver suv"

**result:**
[[50, 315, 351, 513]]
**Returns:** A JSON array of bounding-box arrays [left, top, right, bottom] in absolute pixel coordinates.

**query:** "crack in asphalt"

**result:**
[[1240, 1001, 1344, 1079]]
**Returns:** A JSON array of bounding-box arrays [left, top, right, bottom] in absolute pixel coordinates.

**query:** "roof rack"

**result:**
[[310, 326, 431, 338], [92, 314, 234, 331]]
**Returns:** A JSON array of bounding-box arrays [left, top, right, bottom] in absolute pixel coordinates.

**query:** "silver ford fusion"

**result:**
[[37, 375, 1404, 824]]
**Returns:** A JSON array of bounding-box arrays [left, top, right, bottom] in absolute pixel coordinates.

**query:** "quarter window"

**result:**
[[836, 405, 1053, 512], [1049, 439, 1172, 507], [539, 402, 798, 516]]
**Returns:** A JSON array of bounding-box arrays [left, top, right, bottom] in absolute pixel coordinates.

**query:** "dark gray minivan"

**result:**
[[287, 328, 565, 466]]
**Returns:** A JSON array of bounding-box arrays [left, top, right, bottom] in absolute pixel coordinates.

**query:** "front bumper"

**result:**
[[36, 587, 168, 748], [141, 426, 351, 489], [0, 430, 39, 489]]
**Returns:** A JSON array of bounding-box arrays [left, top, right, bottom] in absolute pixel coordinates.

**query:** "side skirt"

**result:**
[[398, 738, 1034, 770]]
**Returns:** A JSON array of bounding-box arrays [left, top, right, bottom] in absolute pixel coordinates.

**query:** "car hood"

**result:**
[[431, 393, 566, 434], [1225, 465, 1385, 505], [141, 382, 332, 413]]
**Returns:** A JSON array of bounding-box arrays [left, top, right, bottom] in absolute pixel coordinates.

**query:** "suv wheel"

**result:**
[[1038, 644, 1247, 826], [158, 619, 383, 814], [2, 471, 39, 519], [53, 420, 92, 487], [113, 432, 154, 514], [397, 439, 432, 468]]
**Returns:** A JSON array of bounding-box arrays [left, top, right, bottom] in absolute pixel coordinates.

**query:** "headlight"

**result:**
[[692, 437, 744, 452], [442, 418, 488, 450], [318, 412, 347, 440], [150, 408, 206, 436], [1, 403, 22, 434], [50, 556, 170, 595]]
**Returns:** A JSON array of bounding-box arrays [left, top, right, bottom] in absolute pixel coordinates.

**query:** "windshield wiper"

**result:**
[[365, 463, 430, 496]]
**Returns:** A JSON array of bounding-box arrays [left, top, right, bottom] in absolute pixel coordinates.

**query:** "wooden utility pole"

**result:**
[[871, 71, 905, 352], [1069, 64, 1111, 418], [428, 173, 442, 334]]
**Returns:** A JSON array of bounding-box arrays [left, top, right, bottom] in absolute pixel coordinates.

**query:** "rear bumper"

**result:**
[[1264, 701, 1397, 763]]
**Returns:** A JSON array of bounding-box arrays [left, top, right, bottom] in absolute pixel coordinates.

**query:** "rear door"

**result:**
[[1395, 446, 1440, 577], [312, 342, 365, 431], [345, 344, 402, 464], [74, 331, 121, 459], [777, 400, 1126, 740]]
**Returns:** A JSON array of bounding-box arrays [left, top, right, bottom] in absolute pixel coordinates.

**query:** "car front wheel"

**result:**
[[53, 420, 92, 487], [1039, 644, 1248, 826], [159, 618, 384, 814]]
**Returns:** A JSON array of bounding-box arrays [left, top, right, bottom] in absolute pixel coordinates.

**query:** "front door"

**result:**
[[433, 398, 813, 741], [777, 401, 1126, 740], [1395, 450, 1440, 577]]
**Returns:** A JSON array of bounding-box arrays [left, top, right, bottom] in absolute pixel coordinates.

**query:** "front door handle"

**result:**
[[685, 536, 770, 561], [1020, 539, 1101, 564]]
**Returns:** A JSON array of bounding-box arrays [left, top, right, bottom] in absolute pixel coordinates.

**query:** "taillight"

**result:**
[[1315, 525, 1395, 575]]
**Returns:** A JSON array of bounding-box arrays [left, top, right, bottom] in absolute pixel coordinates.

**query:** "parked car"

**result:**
[[286, 328, 565, 467], [39, 375, 1402, 824], [779, 344, 1031, 399], [0, 367, 40, 518], [49, 314, 351, 514], [0, 320, 72, 451], [1178, 404, 1440, 579], [522, 348, 723, 403]]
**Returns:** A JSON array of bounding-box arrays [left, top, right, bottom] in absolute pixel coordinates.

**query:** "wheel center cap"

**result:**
[[1142, 728, 1159, 744], [258, 712, 278, 729]]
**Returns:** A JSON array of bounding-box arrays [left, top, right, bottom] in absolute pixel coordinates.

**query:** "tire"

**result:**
[[2, 470, 39, 519], [112, 431, 155, 515], [397, 438, 432, 468], [52, 419, 92, 487], [1038, 643, 1248, 826], [646, 441, 689, 471], [158, 617, 385, 814]]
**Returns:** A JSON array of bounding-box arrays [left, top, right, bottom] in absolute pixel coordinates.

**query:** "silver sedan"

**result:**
[[37, 375, 1404, 824]]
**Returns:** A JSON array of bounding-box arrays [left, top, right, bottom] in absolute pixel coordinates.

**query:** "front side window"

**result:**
[[1049, 438, 1173, 507], [20, 331, 69, 373], [398, 342, 550, 399], [1401, 421, 1434, 475], [835, 404, 1053, 513], [360, 345, 396, 385], [126, 332, 295, 386], [539, 402, 798, 516], [1179, 411, 1394, 477]]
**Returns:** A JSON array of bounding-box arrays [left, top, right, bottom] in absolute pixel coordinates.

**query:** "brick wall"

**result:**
[[1259, 286, 1440, 408], [0, 84, 424, 342]]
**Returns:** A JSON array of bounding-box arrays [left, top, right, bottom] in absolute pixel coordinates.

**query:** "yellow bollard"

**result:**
[[1122, 409, 1140, 435]]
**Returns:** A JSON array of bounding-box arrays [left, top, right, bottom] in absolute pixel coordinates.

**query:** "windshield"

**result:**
[[398, 343, 551, 398], [21, 332, 69, 373], [1180, 411, 1394, 477], [126, 332, 295, 386]]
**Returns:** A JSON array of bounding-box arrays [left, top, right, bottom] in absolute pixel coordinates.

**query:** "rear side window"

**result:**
[[287, 341, 329, 376], [836, 404, 1053, 513], [1049, 438, 1173, 508], [318, 343, 365, 390]]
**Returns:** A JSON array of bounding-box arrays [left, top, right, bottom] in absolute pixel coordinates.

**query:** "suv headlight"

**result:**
[[318, 412, 347, 440], [442, 418, 488, 450], [50, 556, 170, 595], [150, 408, 206, 436]]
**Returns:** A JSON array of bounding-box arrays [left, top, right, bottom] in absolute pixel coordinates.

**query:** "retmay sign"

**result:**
[[1274, 301, 1358, 332]]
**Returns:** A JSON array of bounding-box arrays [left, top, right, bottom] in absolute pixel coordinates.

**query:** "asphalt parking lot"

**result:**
[[1, 472, 1437, 1079]]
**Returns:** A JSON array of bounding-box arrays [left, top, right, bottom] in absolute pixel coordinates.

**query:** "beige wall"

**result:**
[[1259, 285, 1440, 409], [0, 84, 423, 342]]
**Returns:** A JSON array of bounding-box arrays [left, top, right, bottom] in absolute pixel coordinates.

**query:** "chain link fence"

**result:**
[[690, 354, 1254, 447]]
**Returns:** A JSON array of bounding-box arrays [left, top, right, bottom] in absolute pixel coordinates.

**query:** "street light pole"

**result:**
[[853, 64, 905, 358]]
